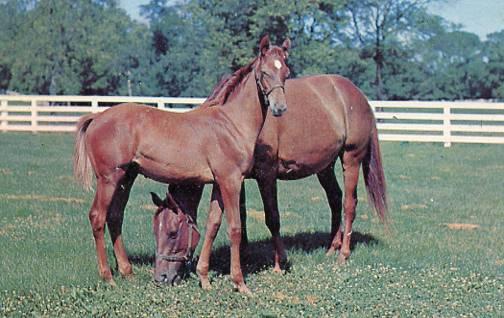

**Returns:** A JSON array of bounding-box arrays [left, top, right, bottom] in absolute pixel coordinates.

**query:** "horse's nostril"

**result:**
[[154, 273, 169, 284], [272, 105, 287, 117], [172, 275, 182, 286]]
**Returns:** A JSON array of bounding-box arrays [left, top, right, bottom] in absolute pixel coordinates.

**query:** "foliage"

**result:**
[[0, 133, 503, 316], [0, 0, 503, 100], [2, 0, 148, 95]]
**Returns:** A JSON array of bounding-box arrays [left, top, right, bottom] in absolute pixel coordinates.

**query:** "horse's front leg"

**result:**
[[256, 177, 287, 273], [196, 185, 224, 290], [218, 175, 251, 295], [239, 182, 248, 249]]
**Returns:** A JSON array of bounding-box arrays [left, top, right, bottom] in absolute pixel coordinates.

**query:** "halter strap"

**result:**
[[254, 70, 285, 105], [155, 215, 199, 264]]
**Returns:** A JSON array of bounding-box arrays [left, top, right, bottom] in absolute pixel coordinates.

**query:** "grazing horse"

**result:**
[[73, 35, 291, 294], [150, 191, 200, 285], [157, 74, 388, 277]]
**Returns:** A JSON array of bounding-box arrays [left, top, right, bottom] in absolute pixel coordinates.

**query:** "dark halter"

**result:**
[[255, 70, 285, 106], [155, 213, 199, 264]]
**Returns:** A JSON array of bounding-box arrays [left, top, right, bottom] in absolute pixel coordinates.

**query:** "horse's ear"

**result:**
[[282, 38, 291, 58], [150, 192, 164, 208], [165, 193, 179, 213], [259, 34, 270, 56]]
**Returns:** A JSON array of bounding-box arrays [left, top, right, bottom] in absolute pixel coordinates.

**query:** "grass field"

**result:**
[[0, 132, 502, 317]]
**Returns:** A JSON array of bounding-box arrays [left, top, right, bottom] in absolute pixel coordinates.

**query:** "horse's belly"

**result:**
[[276, 146, 339, 180], [133, 155, 214, 184]]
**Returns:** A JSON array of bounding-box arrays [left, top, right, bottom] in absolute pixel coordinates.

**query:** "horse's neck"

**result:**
[[218, 74, 265, 144]]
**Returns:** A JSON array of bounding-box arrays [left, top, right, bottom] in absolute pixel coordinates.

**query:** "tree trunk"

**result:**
[[374, 47, 384, 100]]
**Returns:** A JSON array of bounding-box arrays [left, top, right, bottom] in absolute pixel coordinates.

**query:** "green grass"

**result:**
[[0, 133, 502, 317]]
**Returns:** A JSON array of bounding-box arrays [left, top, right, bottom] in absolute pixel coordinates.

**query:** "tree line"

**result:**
[[1, 0, 503, 101]]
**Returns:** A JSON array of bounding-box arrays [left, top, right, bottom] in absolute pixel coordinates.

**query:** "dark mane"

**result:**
[[201, 57, 258, 108]]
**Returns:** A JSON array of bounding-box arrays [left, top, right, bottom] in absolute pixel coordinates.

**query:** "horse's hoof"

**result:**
[[336, 254, 348, 265], [235, 283, 253, 296], [119, 266, 134, 277], [200, 279, 212, 291], [273, 265, 282, 274], [326, 248, 337, 256], [105, 278, 117, 287], [121, 271, 134, 279]]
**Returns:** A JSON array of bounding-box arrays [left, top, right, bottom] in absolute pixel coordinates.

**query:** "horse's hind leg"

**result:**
[[338, 152, 362, 264], [88, 176, 118, 283], [256, 177, 287, 273], [316, 162, 343, 256], [106, 168, 138, 277]]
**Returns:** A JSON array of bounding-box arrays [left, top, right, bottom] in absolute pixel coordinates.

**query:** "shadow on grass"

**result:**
[[128, 231, 378, 276]]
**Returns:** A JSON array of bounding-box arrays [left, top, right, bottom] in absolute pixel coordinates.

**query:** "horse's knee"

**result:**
[[228, 225, 242, 241], [205, 218, 221, 239]]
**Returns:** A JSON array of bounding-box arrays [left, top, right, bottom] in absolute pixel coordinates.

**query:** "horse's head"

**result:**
[[255, 35, 291, 117], [151, 192, 200, 285]]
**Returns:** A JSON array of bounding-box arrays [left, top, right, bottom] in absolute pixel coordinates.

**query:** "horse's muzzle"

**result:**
[[154, 271, 181, 286], [271, 105, 287, 117]]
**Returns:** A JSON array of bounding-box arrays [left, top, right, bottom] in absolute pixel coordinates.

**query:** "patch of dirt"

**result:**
[[444, 223, 480, 230], [0, 194, 84, 204], [248, 209, 265, 221], [247, 208, 298, 221], [305, 295, 318, 305], [141, 204, 157, 211], [0, 168, 12, 175], [401, 204, 428, 211], [311, 196, 321, 202]]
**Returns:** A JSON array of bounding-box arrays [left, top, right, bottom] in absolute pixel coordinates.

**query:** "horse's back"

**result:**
[[82, 103, 176, 170]]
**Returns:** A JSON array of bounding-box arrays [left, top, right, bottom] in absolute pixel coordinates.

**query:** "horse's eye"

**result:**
[[261, 71, 272, 79], [168, 231, 178, 239]]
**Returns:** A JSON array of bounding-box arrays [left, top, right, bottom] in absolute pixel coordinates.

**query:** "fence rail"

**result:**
[[1, 95, 504, 147]]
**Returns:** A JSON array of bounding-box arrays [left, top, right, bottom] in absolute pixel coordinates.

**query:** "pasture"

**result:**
[[0, 132, 502, 317]]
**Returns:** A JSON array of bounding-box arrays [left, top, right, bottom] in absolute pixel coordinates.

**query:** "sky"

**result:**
[[119, 0, 504, 40]]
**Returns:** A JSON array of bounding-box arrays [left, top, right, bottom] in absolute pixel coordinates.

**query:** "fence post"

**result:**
[[443, 104, 451, 147], [157, 101, 164, 109], [31, 98, 38, 133], [1, 98, 7, 132], [91, 98, 99, 113]]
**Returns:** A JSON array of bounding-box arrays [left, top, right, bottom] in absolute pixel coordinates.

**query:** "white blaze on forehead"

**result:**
[[274, 59, 282, 69]]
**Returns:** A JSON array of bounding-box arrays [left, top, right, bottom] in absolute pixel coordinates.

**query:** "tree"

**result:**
[[483, 30, 504, 100], [7, 0, 148, 95], [416, 30, 483, 100], [0, 0, 33, 92], [344, 0, 441, 100]]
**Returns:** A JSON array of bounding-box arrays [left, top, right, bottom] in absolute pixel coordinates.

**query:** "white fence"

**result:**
[[1, 95, 504, 147]]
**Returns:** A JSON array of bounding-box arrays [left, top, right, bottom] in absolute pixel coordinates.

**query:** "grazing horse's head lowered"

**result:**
[[151, 192, 200, 285]]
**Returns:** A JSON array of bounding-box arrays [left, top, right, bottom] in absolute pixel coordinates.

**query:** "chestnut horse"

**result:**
[[158, 74, 388, 278], [150, 191, 200, 285], [73, 35, 291, 294]]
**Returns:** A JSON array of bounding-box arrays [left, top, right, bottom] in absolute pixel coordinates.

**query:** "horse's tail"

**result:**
[[73, 113, 96, 191], [362, 125, 388, 224]]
